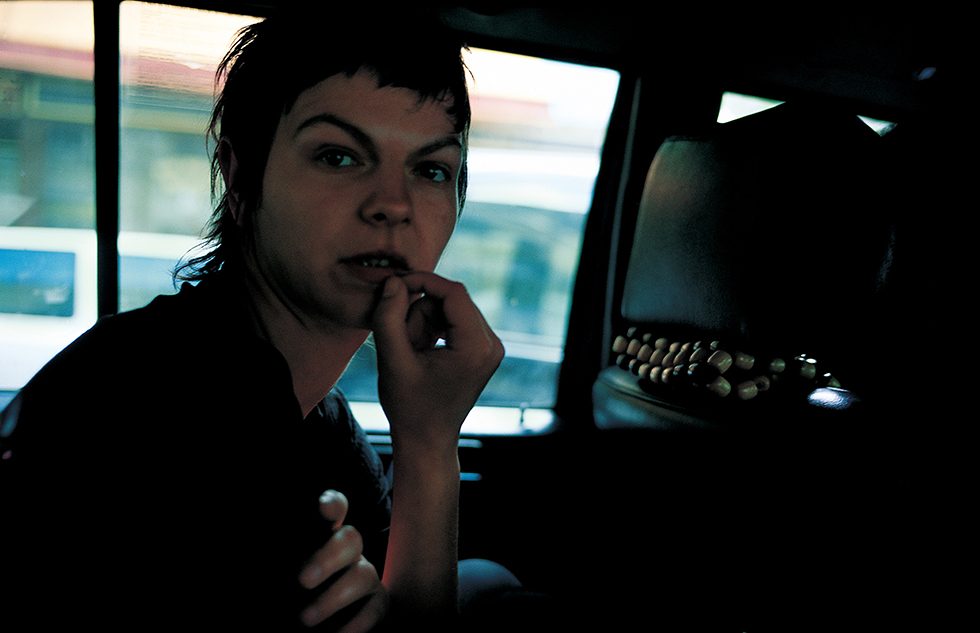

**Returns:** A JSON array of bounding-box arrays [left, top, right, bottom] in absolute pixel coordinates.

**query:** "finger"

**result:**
[[318, 489, 349, 530], [299, 557, 381, 627], [396, 272, 492, 349], [371, 275, 414, 366], [405, 295, 447, 350], [335, 589, 389, 633], [298, 525, 363, 589]]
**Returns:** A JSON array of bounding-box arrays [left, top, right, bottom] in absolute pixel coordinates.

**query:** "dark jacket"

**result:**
[[0, 273, 390, 629]]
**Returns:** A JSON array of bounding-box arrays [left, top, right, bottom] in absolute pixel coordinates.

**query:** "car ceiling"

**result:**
[[168, 2, 965, 122]]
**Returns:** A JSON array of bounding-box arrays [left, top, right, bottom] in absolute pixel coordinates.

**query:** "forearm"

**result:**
[[382, 438, 461, 625], [371, 272, 503, 625]]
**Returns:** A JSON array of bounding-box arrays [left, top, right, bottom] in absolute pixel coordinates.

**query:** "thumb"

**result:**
[[318, 489, 349, 531], [371, 276, 413, 368]]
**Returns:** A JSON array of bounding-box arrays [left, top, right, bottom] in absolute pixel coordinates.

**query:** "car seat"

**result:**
[[585, 102, 909, 627], [592, 101, 894, 433]]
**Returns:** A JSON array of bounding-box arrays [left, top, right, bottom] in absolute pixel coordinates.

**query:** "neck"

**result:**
[[241, 268, 368, 417]]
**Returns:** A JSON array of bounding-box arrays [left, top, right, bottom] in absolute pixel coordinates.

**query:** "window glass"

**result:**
[[0, 248, 75, 317], [118, 2, 255, 309], [718, 90, 894, 134], [117, 3, 622, 425], [0, 1, 95, 391], [338, 49, 620, 415]]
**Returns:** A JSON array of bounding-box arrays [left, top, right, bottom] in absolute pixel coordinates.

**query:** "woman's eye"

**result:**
[[418, 163, 451, 183], [316, 149, 358, 168]]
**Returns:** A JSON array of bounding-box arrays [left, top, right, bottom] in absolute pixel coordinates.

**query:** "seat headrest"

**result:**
[[621, 102, 892, 382]]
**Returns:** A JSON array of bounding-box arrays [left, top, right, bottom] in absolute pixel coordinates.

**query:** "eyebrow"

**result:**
[[294, 113, 462, 162]]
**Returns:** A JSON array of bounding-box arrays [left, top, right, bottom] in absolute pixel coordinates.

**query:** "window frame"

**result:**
[[93, 0, 120, 317], [74, 1, 633, 435]]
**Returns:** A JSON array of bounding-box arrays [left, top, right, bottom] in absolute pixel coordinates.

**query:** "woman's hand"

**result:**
[[298, 490, 389, 632], [371, 272, 504, 448]]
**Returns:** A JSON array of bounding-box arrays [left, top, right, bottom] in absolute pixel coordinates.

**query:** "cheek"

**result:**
[[250, 189, 316, 273], [408, 199, 455, 270], [257, 169, 324, 245], [440, 214, 457, 248], [425, 212, 458, 268]]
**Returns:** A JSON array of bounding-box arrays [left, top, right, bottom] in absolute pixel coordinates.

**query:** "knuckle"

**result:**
[[335, 525, 363, 553], [491, 336, 505, 361], [352, 557, 380, 584], [481, 335, 505, 363]]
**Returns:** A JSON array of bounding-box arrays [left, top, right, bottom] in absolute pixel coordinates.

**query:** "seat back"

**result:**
[[594, 102, 893, 430]]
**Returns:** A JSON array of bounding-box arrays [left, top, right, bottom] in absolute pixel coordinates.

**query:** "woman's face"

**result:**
[[243, 69, 463, 332]]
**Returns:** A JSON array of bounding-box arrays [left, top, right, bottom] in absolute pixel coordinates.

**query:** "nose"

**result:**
[[359, 168, 413, 227]]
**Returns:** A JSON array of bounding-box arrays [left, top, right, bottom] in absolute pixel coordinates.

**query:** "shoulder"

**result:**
[[10, 276, 277, 428], [317, 389, 381, 462], [20, 282, 206, 391], [320, 388, 356, 428]]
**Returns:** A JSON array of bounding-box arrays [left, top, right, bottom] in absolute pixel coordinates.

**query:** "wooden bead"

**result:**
[[612, 335, 628, 354], [654, 337, 669, 349], [689, 347, 711, 363], [649, 366, 664, 383], [801, 360, 817, 380], [673, 347, 691, 365], [707, 375, 731, 397], [649, 348, 667, 366], [767, 358, 786, 374], [736, 380, 759, 400], [626, 326, 637, 338], [707, 350, 733, 373], [637, 344, 653, 362], [790, 356, 817, 380], [733, 351, 754, 371], [669, 363, 688, 385], [637, 363, 652, 380], [626, 338, 642, 356]]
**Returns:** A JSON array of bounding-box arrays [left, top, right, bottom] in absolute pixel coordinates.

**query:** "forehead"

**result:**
[[285, 70, 460, 142]]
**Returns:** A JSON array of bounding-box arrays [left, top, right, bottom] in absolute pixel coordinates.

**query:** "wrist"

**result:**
[[388, 423, 461, 462], [390, 438, 460, 475]]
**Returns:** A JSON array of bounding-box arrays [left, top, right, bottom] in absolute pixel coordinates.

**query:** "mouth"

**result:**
[[339, 251, 411, 286], [340, 251, 410, 271]]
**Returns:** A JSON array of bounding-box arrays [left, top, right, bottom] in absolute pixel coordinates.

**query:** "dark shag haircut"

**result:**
[[177, 7, 471, 281]]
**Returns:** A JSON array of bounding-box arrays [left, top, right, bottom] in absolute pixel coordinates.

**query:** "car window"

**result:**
[[719, 90, 894, 133], [0, 1, 96, 391], [1, 2, 621, 435]]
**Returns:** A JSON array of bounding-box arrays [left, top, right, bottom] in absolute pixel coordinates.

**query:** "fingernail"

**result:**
[[319, 490, 337, 504], [381, 276, 399, 298]]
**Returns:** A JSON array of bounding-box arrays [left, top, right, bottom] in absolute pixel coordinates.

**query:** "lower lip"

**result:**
[[340, 262, 400, 286]]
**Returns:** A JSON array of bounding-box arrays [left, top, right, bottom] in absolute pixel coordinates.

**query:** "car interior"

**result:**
[[0, 3, 966, 629]]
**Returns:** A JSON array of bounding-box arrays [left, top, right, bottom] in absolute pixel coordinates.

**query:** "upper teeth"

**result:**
[[361, 258, 391, 268]]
